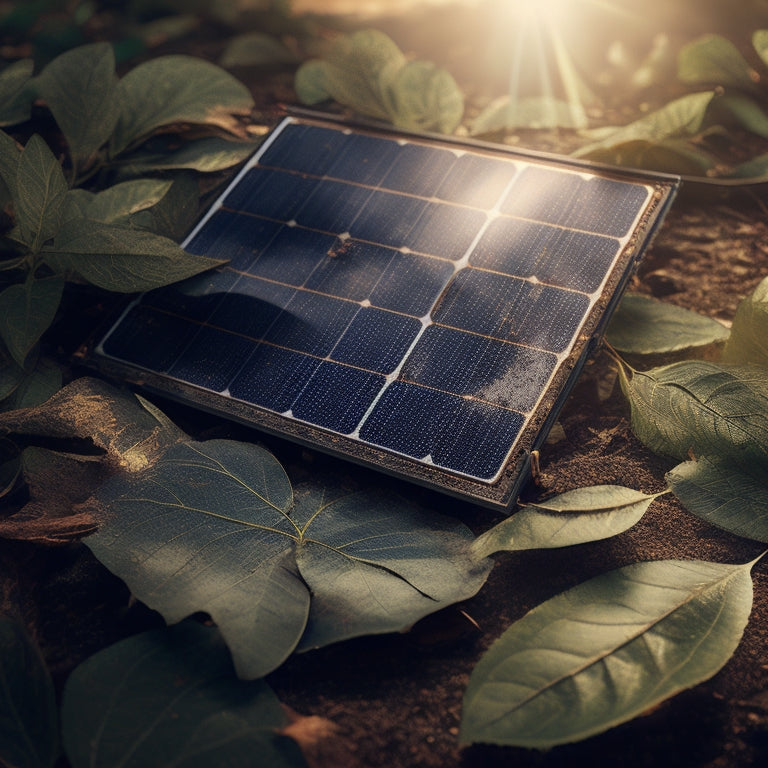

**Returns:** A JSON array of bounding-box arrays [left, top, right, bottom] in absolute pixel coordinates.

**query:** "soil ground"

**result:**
[[2, 2, 768, 767]]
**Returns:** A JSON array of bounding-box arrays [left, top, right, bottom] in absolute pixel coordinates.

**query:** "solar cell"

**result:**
[[90, 115, 678, 510]]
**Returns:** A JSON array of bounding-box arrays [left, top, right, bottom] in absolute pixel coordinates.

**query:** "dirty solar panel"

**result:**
[[94, 116, 675, 508]]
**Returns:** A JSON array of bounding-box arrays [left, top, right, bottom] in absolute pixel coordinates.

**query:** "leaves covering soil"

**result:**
[[2, 4, 768, 768]]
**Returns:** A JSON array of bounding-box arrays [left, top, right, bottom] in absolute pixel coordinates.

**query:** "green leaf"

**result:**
[[0, 274, 64, 367], [382, 60, 464, 134], [472, 485, 661, 559], [292, 482, 491, 651], [678, 34, 760, 92], [461, 558, 756, 748], [0, 355, 61, 411], [0, 129, 21, 209], [722, 276, 768, 367], [116, 136, 260, 175], [43, 218, 225, 293], [84, 441, 490, 678], [0, 344, 25, 402], [573, 137, 716, 176], [732, 150, 768, 179], [127, 173, 201, 241], [706, 92, 768, 140], [753, 29, 768, 69], [34, 42, 120, 171], [574, 92, 716, 158], [61, 622, 307, 768], [295, 30, 463, 133], [0, 59, 34, 127], [79, 179, 174, 224], [220, 33, 299, 68], [607, 293, 730, 354], [619, 360, 768, 466], [667, 457, 768, 543], [472, 95, 588, 134], [15, 135, 68, 252], [111, 55, 254, 155], [0, 617, 59, 768]]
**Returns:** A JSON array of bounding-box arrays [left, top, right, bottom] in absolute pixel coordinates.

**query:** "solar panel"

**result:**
[[86, 115, 678, 510]]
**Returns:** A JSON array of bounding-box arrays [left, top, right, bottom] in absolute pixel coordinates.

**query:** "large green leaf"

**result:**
[[574, 92, 716, 159], [0, 274, 64, 368], [0, 59, 34, 127], [667, 457, 768, 543], [471, 485, 662, 559], [722, 276, 768, 367], [61, 622, 306, 768], [34, 43, 121, 171], [0, 355, 61, 411], [77, 179, 173, 224], [15, 135, 68, 253], [295, 29, 463, 133], [0, 617, 59, 768], [220, 32, 299, 68], [116, 136, 260, 175], [619, 360, 768, 466], [678, 34, 761, 93], [753, 29, 768, 68], [0, 129, 21, 202], [292, 482, 490, 651], [607, 293, 730, 355], [84, 440, 490, 678], [111, 55, 254, 155], [461, 558, 756, 748], [43, 218, 225, 292]]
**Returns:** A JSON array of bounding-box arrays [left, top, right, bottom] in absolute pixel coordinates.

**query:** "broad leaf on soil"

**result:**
[[83, 441, 490, 678], [15, 135, 68, 253], [471, 485, 662, 559], [61, 622, 307, 768], [607, 293, 730, 355], [111, 55, 255, 155], [74, 179, 173, 224], [722, 275, 768, 367], [461, 558, 756, 748], [618, 360, 768, 465], [677, 34, 761, 93], [0, 274, 64, 368], [43, 218, 225, 292], [220, 33, 299, 68], [295, 30, 463, 133], [0, 617, 59, 768], [34, 42, 121, 171], [667, 457, 768, 543]]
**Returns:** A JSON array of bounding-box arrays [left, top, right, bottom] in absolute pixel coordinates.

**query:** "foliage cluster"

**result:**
[[0, 7, 767, 767]]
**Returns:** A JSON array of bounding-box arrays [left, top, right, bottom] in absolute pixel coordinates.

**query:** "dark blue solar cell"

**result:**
[[380, 143, 456, 196], [185, 210, 282, 271], [433, 270, 590, 353], [402, 325, 557, 412], [350, 189, 429, 248], [295, 179, 373, 234], [169, 326, 258, 392], [292, 362, 385, 434], [500, 166, 650, 237], [258, 123, 347, 176], [229, 344, 321, 412], [263, 291, 359, 356], [406, 201, 486, 260], [331, 307, 421, 374], [327, 133, 399, 186], [471, 218, 620, 293], [101, 304, 199, 372], [223, 168, 319, 221], [369, 251, 454, 317], [207, 275, 295, 338], [359, 381, 524, 480], [304, 239, 397, 301], [436, 153, 517, 208], [142, 269, 238, 321], [248, 226, 337, 286]]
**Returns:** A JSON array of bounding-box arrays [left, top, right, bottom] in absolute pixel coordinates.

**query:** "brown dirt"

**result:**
[[2, 2, 768, 767]]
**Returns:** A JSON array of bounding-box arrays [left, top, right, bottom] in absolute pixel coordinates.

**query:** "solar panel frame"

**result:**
[[84, 114, 678, 511]]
